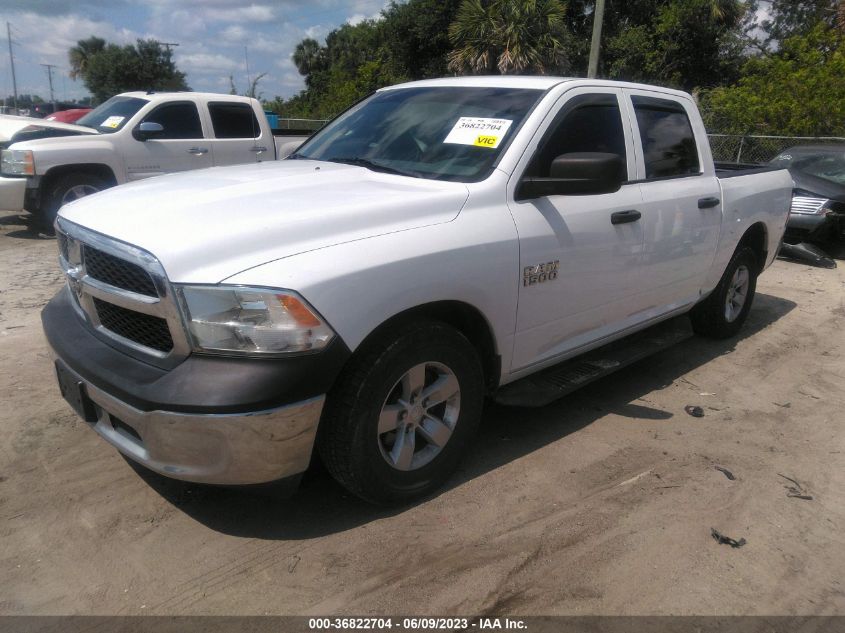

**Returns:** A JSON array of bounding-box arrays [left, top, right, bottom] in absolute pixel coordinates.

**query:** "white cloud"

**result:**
[[206, 5, 275, 22], [346, 0, 388, 26], [3, 11, 137, 59], [176, 52, 242, 74]]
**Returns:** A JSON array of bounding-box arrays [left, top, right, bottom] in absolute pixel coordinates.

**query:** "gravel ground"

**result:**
[[1, 211, 844, 616]]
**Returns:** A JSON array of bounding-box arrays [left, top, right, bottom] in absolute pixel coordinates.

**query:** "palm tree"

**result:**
[[292, 38, 322, 77], [68, 36, 106, 81], [447, 0, 567, 75], [704, 0, 743, 23]]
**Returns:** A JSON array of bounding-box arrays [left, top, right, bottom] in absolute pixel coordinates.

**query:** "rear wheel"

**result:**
[[317, 320, 484, 504], [690, 246, 758, 338]]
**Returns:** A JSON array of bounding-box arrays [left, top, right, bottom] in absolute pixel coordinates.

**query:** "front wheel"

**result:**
[[690, 246, 758, 339], [40, 173, 109, 228], [317, 321, 484, 504]]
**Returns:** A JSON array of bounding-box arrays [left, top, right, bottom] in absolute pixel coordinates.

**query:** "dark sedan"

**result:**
[[770, 145, 845, 248]]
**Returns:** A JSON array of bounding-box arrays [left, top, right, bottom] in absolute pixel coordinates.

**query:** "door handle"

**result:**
[[187, 147, 209, 155], [249, 146, 268, 153], [698, 196, 721, 209], [611, 209, 642, 225]]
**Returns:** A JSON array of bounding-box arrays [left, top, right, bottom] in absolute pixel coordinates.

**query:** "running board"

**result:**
[[493, 316, 694, 408]]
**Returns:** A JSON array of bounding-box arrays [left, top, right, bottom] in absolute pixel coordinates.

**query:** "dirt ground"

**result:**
[[1, 210, 844, 617]]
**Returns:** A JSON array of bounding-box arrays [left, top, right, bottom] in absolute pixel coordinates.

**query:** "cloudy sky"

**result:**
[[0, 0, 389, 103]]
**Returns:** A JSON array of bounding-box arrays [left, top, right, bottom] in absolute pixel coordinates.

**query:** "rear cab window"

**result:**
[[208, 103, 262, 139], [631, 95, 700, 179]]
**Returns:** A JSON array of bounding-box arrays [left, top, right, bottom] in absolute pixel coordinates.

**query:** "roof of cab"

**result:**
[[379, 76, 693, 100], [118, 91, 256, 104], [381, 76, 572, 91]]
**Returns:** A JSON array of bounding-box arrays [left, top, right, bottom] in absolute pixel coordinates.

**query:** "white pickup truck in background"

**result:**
[[0, 92, 311, 225], [42, 77, 792, 504]]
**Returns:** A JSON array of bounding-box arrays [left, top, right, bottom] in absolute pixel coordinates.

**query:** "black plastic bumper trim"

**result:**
[[42, 287, 350, 414]]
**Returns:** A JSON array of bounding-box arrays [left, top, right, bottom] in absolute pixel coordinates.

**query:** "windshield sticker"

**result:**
[[101, 115, 125, 129], [444, 117, 513, 149]]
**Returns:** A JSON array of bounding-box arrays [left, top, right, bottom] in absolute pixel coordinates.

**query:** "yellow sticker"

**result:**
[[473, 135, 498, 147], [444, 117, 512, 149], [101, 115, 125, 129]]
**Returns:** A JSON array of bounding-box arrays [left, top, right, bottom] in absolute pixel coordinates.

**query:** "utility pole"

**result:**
[[6, 22, 18, 114], [41, 63, 57, 111], [157, 42, 179, 55], [587, 0, 606, 79]]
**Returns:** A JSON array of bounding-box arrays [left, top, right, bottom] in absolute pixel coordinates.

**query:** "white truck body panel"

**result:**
[[55, 77, 793, 386], [0, 114, 96, 143], [0, 92, 310, 214], [60, 159, 469, 284]]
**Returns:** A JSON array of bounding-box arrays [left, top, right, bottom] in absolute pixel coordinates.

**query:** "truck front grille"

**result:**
[[93, 298, 174, 353], [56, 218, 190, 367], [83, 245, 158, 297]]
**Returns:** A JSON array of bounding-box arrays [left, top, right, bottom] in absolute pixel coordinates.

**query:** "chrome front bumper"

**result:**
[[56, 358, 325, 485]]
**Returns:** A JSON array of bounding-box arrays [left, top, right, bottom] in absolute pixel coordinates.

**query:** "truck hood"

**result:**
[[59, 159, 469, 283], [0, 114, 96, 145]]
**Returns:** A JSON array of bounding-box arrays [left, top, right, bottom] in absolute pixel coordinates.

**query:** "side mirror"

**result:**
[[132, 121, 165, 141], [517, 152, 626, 199]]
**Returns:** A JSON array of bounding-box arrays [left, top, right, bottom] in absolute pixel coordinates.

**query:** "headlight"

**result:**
[[1, 149, 35, 176], [177, 285, 335, 355]]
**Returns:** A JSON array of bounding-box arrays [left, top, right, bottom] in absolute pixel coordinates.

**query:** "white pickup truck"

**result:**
[[42, 77, 791, 504], [0, 92, 310, 225]]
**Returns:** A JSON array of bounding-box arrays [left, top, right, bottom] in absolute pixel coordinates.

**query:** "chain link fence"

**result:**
[[708, 134, 845, 165], [275, 118, 327, 131]]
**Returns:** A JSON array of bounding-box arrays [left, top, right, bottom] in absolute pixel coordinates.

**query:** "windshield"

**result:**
[[76, 96, 149, 134], [771, 149, 845, 186], [291, 86, 544, 182]]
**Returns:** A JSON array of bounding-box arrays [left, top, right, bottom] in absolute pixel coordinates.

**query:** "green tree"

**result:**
[[753, 0, 841, 48], [381, 0, 464, 78], [701, 22, 845, 135], [74, 38, 189, 103], [600, 0, 746, 89], [68, 36, 105, 81], [447, 0, 567, 74]]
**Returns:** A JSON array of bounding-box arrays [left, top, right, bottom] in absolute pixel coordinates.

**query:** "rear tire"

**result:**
[[317, 320, 484, 505], [690, 246, 758, 339], [40, 173, 109, 229]]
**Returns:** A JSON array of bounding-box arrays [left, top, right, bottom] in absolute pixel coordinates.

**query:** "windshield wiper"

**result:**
[[326, 157, 412, 177]]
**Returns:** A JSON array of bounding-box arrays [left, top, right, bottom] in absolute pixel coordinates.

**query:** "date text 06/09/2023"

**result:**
[[307, 617, 528, 630]]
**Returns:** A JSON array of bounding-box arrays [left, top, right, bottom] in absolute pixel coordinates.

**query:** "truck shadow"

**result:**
[[0, 213, 53, 240], [132, 292, 796, 539]]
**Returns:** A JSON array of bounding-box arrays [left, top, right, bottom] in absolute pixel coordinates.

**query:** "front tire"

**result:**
[[317, 320, 484, 504], [40, 173, 109, 228], [690, 246, 758, 339]]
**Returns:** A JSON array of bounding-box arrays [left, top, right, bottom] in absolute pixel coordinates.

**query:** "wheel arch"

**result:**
[[354, 300, 502, 393], [737, 222, 769, 273], [41, 163, 118, 199]]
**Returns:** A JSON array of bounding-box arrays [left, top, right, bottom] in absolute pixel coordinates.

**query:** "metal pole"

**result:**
[[587, 0, 606, 78], [41, 63, 57, 111], [7, 22, 18, 114], [735, 136, 745, 164]]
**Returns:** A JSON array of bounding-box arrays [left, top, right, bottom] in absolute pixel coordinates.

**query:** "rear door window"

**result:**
[[632, 96, 700, 179], [208, 103, 261, 138]]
